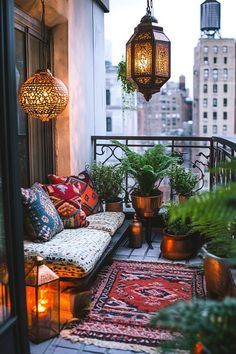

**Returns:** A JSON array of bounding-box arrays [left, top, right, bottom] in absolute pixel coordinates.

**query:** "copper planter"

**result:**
[[161, 229, 198, 260], [105, 199, 123, 212], [131, 192, 163, 218], [203, 249, 235, 299]]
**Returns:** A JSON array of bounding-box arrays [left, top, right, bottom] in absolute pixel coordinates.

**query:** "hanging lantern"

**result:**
[[126, 0, 171, 101], [18, 0, 68, 122], [18, 69, 69, 122], [25, 256, 60, 343]]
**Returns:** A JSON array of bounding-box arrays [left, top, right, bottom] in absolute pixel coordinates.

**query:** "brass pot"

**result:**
[[203, 248, 235, 299], [105, 199, 123, 212], [161, 229, 198, 260], [131, 192, 163, 218]]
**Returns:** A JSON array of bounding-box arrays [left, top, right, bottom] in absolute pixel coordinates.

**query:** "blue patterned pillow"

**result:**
[[21, 183, 64, 242]]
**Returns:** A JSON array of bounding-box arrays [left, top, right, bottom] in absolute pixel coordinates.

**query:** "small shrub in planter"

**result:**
[[89, 163, 124, 210], [169, 164, 198, 200]]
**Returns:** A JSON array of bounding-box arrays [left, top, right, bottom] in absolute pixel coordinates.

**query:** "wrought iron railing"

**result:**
[[91, 135, 236, 204]]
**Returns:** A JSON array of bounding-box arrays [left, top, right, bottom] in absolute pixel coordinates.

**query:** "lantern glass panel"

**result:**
[[126, 45, 132, 79], [134, 42, 152, 75], [26, 280, 60, 343], [156, 44, 169, 77]]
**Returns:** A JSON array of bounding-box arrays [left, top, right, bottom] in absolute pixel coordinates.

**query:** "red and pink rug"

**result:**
[[61, 260, 206, 353]]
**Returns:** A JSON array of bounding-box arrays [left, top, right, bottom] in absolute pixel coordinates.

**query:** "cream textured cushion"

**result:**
[[24, 228, 111, 278], [87, 212, 125, 236]]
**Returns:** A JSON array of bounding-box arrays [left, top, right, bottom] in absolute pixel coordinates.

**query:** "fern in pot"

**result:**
[[160, 203, 199, 260], [112, 140, 179, 217], [89, 162, 124, 212], [170, 175, 236, 298]]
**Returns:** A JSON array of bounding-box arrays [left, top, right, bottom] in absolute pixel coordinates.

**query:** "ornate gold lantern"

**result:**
[[126, 0, 171, 101], [18, 0, 68, 122], [18, 69, 68, 122], [25, 256, 60, 343]]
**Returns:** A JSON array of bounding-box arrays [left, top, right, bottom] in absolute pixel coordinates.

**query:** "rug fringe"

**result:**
[[60, 330, 158, 354]]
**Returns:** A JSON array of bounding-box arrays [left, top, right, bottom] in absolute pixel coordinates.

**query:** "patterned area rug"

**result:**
[[61, 260, 206, 353]]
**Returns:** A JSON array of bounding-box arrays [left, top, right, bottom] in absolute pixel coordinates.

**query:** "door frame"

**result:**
[[0, 0, 29, 353]]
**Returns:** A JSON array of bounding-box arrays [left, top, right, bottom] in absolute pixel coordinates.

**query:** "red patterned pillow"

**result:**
[[48, 172, 102, 216], [43, 183, 89, 228]]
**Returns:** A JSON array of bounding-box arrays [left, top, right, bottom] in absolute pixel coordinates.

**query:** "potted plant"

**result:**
[[112, 140, 179, 217], [170, 175, 236, 298], [169, 164, 199, 203], [89, 162, 124, 212], [160, 203, 198, 260], [150, 297, 236, 354]]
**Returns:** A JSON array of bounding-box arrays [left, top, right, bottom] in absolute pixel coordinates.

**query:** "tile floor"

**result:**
[[30, 228, 203, 354]]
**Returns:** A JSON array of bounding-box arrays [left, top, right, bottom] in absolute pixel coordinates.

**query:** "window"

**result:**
[[224, 68, 228, 80], [172, 97, 176, 103], [212, 68, 218, 81], [203, 125, 208, 134], [204, 68, 209, 79], [223, 112, 227, 120], [172, 106, 176, 111], [213, 112, 217, 120], [213, 57, 217, 64], [203, 46, 208, 53], [213, 98, 217, 107], [213, 125, 218, 134], [106, 89, 111, 105], [223, 98, 228, 107], [203, 98, 208, 107], [223, 125, 227, 133], [204, 57, 208, 64], [224, 84, 228, 93], [224, 57, 227, 64], [213, 46, 218, 53], [203, 112, 208, 119], [213, 84, 218, 93], [172, 117, 176, 126], [106, 116, 112, 132], [203, 84, 208, 93], [223, 46, 228, 53]]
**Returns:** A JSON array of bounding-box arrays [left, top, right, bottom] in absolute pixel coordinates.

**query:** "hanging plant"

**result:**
[[117, 60, 136, 95]]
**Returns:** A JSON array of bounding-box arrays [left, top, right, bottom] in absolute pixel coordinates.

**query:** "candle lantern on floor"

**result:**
[[25, 256, 60, 343], [130, 213, 142, 248]]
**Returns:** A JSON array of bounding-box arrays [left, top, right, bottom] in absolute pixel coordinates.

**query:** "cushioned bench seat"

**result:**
[[24, 212, 125, 279]]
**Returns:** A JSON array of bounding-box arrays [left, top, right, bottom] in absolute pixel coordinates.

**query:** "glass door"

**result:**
[[0, 1, 29, 353]]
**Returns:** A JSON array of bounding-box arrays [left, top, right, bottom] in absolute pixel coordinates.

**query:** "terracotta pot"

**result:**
[[161, 229, 198, 260], [131, 191, 163, 218], [203, 248, 235, 299], [105, 199, 123, 212], [178, 194, 188, 203]]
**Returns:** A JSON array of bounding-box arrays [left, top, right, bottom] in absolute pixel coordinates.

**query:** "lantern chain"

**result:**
[[41, 0, 47, 70], [146, 0, 153, 16]]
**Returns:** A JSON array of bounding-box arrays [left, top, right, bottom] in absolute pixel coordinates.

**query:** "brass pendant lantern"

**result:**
[[18, 69, 68, 122], [18, 0, 68, 122], [25, 256, 60, 343], [126, 0, 171, 101]]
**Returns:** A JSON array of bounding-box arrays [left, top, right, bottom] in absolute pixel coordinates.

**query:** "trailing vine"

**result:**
[[117, 60, 136, 95]]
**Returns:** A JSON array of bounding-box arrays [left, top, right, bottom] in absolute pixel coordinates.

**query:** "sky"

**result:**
[[105, 0, 236, 98]]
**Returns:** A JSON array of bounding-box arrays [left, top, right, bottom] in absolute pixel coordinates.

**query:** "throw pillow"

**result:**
[[43, 183, 89, 227], [48, 172, 102, 216], [21, 183, 64, 242]]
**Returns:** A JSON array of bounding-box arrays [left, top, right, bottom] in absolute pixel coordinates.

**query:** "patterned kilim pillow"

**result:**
[[43, 183, 89, 228], [21, 183, 64, 242], [48, 172, 102, 216]]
